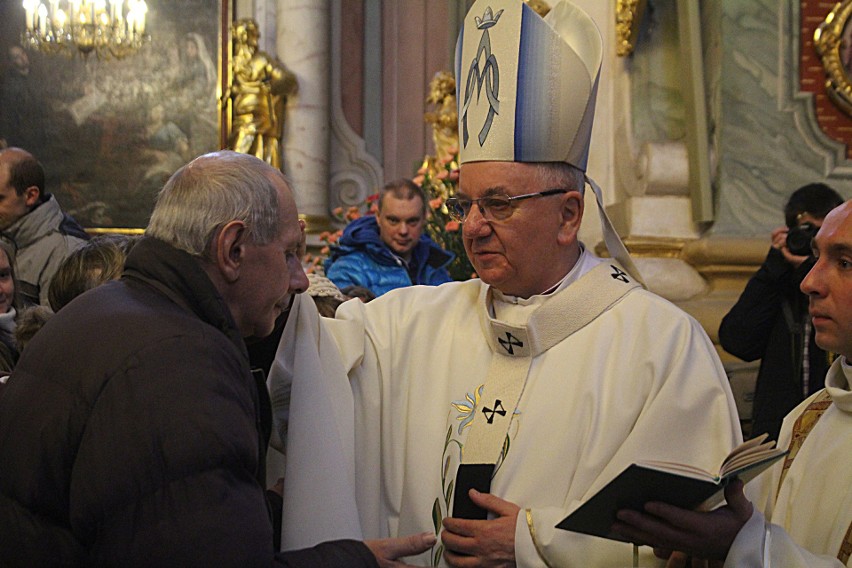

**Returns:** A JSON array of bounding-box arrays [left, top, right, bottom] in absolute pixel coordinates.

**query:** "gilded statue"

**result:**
[[525, 0, 550, 18], [227, 18, 297, 170], [423, 71, 458, 174]]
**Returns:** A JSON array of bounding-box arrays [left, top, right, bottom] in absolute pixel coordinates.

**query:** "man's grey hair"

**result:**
[[534, 162, 586, 195], [146, 151, 284, 258]]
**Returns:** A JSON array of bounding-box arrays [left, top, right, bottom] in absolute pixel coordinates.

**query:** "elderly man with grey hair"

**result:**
[[0, 151, 433, 567]]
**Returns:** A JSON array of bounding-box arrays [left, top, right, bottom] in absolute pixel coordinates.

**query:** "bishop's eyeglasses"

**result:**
[[445, 189, 569, 223]]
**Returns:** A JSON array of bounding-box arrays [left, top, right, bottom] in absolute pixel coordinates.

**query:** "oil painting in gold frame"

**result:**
[[0, 0, 232, 232]]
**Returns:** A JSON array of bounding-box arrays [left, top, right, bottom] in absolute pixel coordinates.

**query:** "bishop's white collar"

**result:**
[[491, 244, 605, 325]]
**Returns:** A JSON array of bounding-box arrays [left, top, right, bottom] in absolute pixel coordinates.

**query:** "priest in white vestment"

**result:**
[[269, 1, 743, 566], [613, 201, 852, 567]]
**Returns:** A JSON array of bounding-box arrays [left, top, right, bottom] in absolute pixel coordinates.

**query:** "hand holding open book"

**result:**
[[557, 434, 787, 542]]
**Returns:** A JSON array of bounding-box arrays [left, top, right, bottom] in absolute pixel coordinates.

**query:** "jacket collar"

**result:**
[[1, 195, 65, 251], [123, 236, 248, 360]]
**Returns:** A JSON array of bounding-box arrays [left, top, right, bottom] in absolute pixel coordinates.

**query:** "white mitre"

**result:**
[[455, 0, 600, 169], [454, 0, 643, 284]]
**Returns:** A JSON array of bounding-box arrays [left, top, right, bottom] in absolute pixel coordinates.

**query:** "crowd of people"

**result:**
[[0, 0, 849, 567]]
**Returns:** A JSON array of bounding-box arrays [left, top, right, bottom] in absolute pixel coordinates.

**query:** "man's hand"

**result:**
[[651, 550, 724, 568], [441, 489, 519, 567], [364, 532, 437, 568], [611, 479, 753, 561], [771, 226, 810, 268]]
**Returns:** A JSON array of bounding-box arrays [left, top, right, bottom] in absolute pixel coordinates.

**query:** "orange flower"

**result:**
[[445, 220, 460, 232], [332, 206, 343, 216], [448, 170, 459, 182], [319, 231, 332, 240], [369, 203, 379, 214], [413, 174, 425, 185], [320, 246, 330, 255], [429, 197, 443, 209], [436, 170, 448, 180]]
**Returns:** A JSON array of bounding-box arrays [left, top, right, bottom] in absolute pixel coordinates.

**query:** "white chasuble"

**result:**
[[455, 263, 641, 519], [726, 358, 852, 567], [270, 256, 742, 567]]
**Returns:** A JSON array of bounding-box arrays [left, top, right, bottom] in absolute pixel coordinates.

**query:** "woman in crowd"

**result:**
[[0, 242, 23, 375], [15, 235, 137, 352]]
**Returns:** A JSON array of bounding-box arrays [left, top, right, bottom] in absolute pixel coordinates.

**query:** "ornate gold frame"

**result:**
[[616, 0, 647, 56], [815, 0, 852, 117]]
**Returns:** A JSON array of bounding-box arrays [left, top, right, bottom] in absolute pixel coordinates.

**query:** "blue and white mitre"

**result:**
[[455, 0, 600, 170]]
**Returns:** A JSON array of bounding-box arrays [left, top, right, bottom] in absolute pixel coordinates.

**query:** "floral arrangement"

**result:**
[[414, 150, 476, 281]]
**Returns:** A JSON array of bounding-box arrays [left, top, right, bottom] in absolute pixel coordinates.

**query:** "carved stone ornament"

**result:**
[[815, 0, 852, 117], [616, 0, 647, 57]]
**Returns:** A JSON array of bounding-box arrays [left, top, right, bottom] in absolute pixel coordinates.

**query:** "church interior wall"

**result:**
[[8, 0, 852, 430]]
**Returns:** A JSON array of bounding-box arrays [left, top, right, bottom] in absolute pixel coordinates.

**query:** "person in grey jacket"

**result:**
[[0, 147, 88, 305]]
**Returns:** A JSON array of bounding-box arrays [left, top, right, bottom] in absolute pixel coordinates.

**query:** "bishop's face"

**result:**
[[458, 161, 582, 298]]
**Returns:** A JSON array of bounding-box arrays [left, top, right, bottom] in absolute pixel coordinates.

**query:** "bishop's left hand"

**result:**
[[441, 489, 519, 568]]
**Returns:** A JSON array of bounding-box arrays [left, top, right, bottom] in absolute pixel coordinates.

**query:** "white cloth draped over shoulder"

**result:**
[[726, 357, 852, 567], [269, 251, 742, 567]]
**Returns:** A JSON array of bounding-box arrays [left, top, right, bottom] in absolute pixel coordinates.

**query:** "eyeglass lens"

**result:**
[[447, 196, 511, 221]]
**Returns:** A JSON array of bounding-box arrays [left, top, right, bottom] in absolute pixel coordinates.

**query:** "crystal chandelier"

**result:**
[[21, 0, 149, 59]]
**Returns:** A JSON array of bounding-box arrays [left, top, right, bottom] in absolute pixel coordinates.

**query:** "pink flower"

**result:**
[[448, 170, 459, 182], [369, 203, 379, 214], [320, 246, 330, 255], [445, 220, 460, 232], [365, 193, 380, 203], [436, 170, 448, 180]]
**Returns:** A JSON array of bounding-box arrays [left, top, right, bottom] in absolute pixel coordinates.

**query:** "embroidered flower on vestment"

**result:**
[[451, 384, 484, 435]]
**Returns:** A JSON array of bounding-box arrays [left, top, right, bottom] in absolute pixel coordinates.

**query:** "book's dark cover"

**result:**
[[556, 465, 723, 542], [452, 463, 494, 520], [556, 451, 786, 543]]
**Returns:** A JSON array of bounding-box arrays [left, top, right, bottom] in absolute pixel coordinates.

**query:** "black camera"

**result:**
[[786, 222, 818, 256]]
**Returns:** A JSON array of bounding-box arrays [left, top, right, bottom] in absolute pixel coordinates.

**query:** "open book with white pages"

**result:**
[[557, 434, 787, 542]]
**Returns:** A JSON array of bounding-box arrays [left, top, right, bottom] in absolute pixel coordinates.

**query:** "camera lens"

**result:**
[[786, 223, 817, 256]]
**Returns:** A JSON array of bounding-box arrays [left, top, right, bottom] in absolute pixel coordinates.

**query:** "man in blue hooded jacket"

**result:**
[[325, 178, 454, 296]]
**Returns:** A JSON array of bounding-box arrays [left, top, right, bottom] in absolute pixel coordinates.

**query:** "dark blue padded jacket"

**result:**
[[325, 215, 454, 296]]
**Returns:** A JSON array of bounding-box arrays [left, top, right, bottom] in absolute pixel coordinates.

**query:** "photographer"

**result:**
[[719, 183, 843, 441]]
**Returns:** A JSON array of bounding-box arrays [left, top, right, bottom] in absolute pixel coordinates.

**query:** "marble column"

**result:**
[[277, 0, 332, 232]]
